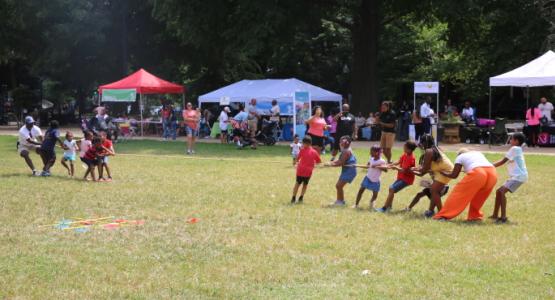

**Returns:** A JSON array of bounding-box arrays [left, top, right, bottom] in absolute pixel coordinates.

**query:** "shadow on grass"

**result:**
[[0, 172, 84, 182]]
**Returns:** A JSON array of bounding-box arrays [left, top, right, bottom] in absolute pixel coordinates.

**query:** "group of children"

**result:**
[[38, 120, 115, 181], [290, 132, 528, 222]]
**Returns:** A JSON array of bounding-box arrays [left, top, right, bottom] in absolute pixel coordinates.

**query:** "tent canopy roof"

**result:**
[[490, 51, 555, 87], [198, 78, 342, 103], [98, 68, 185, 94]]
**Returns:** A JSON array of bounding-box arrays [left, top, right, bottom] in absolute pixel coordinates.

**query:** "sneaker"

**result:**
[[496, 217, 508, 224], [375, 207, 391, 213], [423, 210, 435, 218], [191, 150, 196, 154], [297, 196, 303, 203], [40, 171, 51, 177], [186, 150, 191, 155], [291, 196, 296, 204], [32, 170, 41, 176], [329, 200, 346, 207]]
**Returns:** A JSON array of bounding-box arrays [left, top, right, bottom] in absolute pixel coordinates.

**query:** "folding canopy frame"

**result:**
[[489, 50, 555, 119], [198, 78, 342, 137], [98, 69, 185, 136]]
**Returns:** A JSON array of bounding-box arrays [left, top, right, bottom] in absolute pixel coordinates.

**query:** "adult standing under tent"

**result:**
[[269, 99, 280, 122], [331, 104, 356, 161], [219, 107, 231, 144], [420, 99, 432, 135], [525, 102, 541, 147], [17, 116, 43, 176], [378, 102, 396, 163], [161, 103, 177, 140], [538, 97, 553, 122], [98, 68, 185, 136], [246, 99, 259, 149], [183, 102, 200, 154], [434, 149, 497, 221]]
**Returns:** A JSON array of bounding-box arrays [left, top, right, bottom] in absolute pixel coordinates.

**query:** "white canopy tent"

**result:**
[[198, 78, 342, 116], [489, 50, 555, 118]]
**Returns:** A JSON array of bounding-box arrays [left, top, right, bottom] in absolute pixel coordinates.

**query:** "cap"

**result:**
[[224, 107, 230, 112], [25, 116, 35, 124]]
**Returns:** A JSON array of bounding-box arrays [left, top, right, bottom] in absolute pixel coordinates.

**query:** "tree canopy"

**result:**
[[0, 0, 551, 117]]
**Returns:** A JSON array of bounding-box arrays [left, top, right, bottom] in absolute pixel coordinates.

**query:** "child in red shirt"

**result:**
[[376, 141, 417, 212], [291, 136, 322, 204], [98, 130, 115, 181]]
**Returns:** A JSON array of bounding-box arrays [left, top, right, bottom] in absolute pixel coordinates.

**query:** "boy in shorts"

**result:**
[[491, 133, 528, 223], [291, 136, 321, 204], [405, 181, 450, 217], [376, 141, 417, 212]]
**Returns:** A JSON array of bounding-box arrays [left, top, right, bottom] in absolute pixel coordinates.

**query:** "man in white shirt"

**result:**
[[461, 101, 475, 123], [538, 97, 553, 122], [420, 101, 432, 134], [219, 107, 230, 144], [18, 116, 44, 175], [269, 99, 280, 122]]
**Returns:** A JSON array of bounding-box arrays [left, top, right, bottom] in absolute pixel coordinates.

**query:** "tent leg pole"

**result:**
[[436, 93, 439, 146], [140, 93, 144, 137], [488, 86, 492, 149], [489, 86, 492, 119], [526, 86, 530, 109]]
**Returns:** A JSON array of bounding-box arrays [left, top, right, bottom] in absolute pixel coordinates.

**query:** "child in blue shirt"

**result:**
[[39, 120, 64, 176], [491, 133, 528, 223]]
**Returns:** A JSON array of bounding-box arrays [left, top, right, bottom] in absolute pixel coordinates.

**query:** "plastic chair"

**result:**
[[487, 118, 507, 145]]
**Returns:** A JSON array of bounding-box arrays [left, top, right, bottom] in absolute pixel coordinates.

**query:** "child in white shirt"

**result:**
[[61, 131, 79, 176], [353, 145, 388, 209], [491, 133, 528, 223], [290, 135, 302, 166]]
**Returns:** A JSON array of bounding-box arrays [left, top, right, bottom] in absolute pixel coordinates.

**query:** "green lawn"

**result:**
[[0, 135, 554, 299]]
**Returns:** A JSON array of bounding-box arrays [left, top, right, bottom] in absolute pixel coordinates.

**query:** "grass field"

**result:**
[[0, 135, 554, 299]]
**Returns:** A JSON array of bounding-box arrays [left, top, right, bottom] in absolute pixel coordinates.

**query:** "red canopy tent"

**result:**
[[98, 68, 185, 94], [98, 68, 185, 136]]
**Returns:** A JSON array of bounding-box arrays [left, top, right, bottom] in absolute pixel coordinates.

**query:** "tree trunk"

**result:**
[[350, 0, 380, 114]]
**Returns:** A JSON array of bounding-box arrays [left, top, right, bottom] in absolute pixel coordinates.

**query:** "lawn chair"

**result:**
[[118, 123, 136, 142], [487, 118, 507, 146]]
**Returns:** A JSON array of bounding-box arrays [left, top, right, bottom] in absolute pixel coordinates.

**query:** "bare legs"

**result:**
[[354, 187, 378, 208], [20, 150, 36, 172], [61, 159, 74, 176], [291, 182, 309, 203], [491, 186, 509, 220], [187, 135, 196, 153], [335, 180, 347, 202], [383, 147, 392, 163]]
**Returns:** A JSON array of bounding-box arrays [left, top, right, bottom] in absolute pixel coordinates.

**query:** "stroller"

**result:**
[[230, 119, 277, 148], [254, 119, 278, 146]]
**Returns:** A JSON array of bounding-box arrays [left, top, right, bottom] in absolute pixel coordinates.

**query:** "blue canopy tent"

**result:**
[[198, 78, 342, 139]]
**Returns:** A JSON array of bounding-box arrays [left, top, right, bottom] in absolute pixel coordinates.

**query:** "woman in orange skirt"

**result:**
[[433, 149, 497, 221]]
